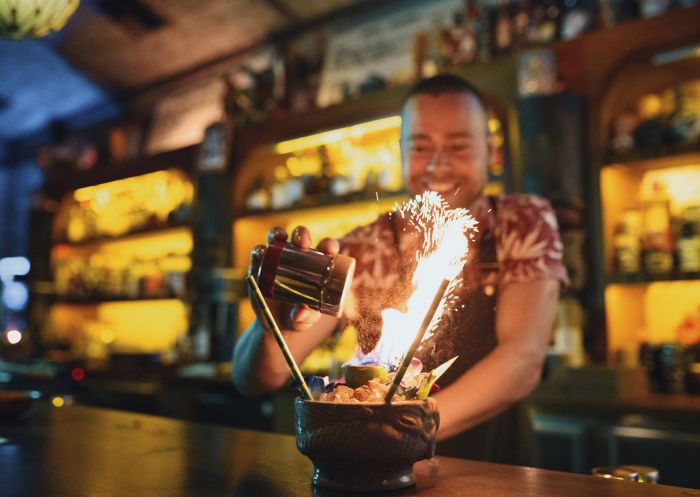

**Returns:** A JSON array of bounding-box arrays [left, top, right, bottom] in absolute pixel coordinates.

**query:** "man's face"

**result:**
[[400, 92, 490, 210]]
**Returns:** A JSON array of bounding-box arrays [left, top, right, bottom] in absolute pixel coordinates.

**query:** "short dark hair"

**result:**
[[401, 73, 488, 113]]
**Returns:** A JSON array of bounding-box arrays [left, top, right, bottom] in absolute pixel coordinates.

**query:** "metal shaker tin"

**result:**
[[257, 240, 355, 317]]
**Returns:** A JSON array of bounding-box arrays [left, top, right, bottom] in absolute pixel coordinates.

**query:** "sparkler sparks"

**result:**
[[355, 192, 478, 369]]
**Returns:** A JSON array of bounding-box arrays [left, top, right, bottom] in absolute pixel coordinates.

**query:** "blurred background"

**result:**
[[0, 0, 699, 487]]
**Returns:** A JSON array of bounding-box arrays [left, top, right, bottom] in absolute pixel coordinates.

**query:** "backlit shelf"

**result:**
[[232, 191, 407, 220], [606, 273, 700, 285], [602, 151, 700, 173], [55, 297, 184, 305], [53, 222, 191, 247]]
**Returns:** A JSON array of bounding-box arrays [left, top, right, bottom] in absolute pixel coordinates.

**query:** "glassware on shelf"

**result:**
[[238, 116, 403, 213], [641, 180, 674, 276], [55, 169, 194, 243], [606, 79, 700, 162], [52, 229, 193, 302], [613, 209, 642, 275], [677, 206, 700, 274]]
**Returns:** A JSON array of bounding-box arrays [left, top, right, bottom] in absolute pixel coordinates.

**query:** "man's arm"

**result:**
[[232, 225, 341, 397], [432, 279, 559, 440], [232, 314, 339, 397]]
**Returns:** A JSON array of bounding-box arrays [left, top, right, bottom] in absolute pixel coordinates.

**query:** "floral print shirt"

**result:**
[[338, 194, 569, 354]]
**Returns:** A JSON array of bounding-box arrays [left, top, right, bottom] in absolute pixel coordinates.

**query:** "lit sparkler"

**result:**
[[354, 192, 478, 369]]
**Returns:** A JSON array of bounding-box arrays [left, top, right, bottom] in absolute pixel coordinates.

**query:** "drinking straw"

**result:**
[[246, 275, 313, 401], [384, 278, 451, 403]]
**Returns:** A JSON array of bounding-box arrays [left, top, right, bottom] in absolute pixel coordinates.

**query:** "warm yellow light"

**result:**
[[274, 116, 401, 155], [73, 170, 187, 203], [0, 0, 80, 39], [487, 117, 501, 133], [638, 94, 663, 119], [232, 195, 405, 271], [100, 329, 115, 344], [606, 280, 700, 360], [64, 169, 193, 242], [51, 396, 65, 408], [366, 193, 476, 367], [640, 164, 700, 216], [46, 300, 188, 355], [53, 227, 192, 261]]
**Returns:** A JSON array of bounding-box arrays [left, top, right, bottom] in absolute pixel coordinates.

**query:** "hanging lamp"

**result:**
[[0, 0, 80, 39]]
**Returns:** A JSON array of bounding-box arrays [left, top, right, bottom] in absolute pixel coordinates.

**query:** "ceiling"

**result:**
[[0, 0, 366, 145]]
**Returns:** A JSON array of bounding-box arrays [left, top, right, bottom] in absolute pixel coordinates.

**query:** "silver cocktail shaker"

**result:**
[[257, 240, 355, 317]]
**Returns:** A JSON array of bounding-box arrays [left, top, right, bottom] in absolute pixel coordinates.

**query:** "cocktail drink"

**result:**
[[295, 392, 438, 492]]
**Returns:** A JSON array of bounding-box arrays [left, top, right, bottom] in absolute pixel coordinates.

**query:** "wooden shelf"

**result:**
[[232, 191, 407, 220], [44, 145, 198, 200], [602, 151, 700, 173], [232, 54, 519, 163], [52, 223, 192, 249], [54, 297, 184, 305], [606, 273, 700, 286]]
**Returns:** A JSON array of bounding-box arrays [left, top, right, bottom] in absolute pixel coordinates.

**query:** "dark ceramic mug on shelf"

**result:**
[[295, 398, 439, 492], [640, 343, 700, 394]]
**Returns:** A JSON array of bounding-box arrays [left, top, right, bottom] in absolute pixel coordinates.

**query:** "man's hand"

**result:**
[[234, 225, 341, 397], [249, 225, 339, 332]]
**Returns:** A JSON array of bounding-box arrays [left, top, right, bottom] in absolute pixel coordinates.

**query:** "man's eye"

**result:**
[[411, 145, 432, 154], [449, 143, 471, 153]]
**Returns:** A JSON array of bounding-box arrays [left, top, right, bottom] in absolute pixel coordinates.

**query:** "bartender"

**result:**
[[233, 74, 568, 465]]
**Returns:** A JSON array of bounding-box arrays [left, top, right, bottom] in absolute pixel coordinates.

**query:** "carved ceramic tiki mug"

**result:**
[[295, 398, 439, 492]]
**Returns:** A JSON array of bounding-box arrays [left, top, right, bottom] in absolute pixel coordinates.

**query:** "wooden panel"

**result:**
[[57, 1, 288, 90], [1, 404, 695, 497]]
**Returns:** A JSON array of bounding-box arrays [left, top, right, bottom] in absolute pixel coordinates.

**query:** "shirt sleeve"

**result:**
[[496, 195, 570, 287]]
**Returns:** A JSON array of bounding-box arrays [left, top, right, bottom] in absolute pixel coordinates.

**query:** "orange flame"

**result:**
[[357, 192, 477, 368]]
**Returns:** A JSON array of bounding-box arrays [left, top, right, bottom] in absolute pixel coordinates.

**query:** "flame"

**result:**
[[354, 192, 477, 369]]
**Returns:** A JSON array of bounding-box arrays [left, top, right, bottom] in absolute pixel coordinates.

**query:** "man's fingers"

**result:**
[[267, 226, 288, 244], [289, 305, 319, 330], [291, 226, 312, 249], [316, 237, 339, 255]]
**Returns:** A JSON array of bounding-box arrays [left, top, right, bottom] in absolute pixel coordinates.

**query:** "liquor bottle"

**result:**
[[448, 6, 478, 66], [641, 181, 674, 276], [677, 206, 700, 274], [512, 0, 532, 49], [244, 176, 271, 211], [476, 0, 492, 62], [613, 209, 642, 275], [492, 0, 513, 55], [304, 145, 334, 200]]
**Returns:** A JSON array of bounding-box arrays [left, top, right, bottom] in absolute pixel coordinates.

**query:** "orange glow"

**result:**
[[640, 165, 700, 217], [602, 154, 700, 360], [234, 196, 404, 342], [53, 226, 192, 260], [232, 196, 404, 271], [58, 169, 193, 242], [234, 118, 403, 212], [274, 116, 401, 155], [46, 300, 188, 357], [606, 280, 700, 359], [605, 284, 648, 361], [601, 153, 700, 273], [354, 193, 477, 368]]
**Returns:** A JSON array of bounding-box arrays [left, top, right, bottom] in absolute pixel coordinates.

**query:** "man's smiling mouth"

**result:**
[[425, 182, 460, 196]]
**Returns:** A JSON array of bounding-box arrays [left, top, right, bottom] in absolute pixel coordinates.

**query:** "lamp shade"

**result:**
[[0, 0, 80, 39]]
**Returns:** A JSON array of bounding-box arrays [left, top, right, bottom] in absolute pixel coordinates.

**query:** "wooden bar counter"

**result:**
[[1, 403, 697, 497]]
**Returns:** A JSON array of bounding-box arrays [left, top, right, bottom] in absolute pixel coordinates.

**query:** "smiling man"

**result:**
[[233, 74, 568, 465], [401, 78, 490, 212]]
